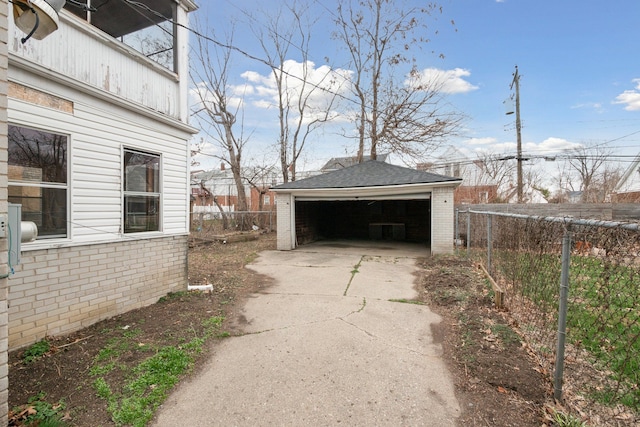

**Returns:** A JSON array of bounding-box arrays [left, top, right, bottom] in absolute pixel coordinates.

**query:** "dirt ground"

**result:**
[[9, 233, 552, 426], [418, 255, 551, 426]]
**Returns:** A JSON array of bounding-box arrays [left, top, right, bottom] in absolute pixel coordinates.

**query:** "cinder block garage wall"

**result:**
[[276, 193, 294, 250], [431, 187, 455, 254], [8, 236, 188, 350]]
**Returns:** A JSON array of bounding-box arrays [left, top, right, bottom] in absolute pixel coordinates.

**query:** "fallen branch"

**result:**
[[57, 335, 93, 349]]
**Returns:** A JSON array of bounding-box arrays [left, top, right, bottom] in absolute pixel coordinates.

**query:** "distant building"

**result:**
[[612, 154, 640, 202], [321, 154, 389, 172], [191, 165, 279, 213], [419, 147, 500, 204]]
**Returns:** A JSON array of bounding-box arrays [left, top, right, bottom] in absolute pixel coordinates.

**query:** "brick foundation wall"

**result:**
[[8, 236, 188, 350]]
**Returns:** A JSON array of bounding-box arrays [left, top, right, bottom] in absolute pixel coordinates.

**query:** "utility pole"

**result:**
[[510, 65, 523, 203]]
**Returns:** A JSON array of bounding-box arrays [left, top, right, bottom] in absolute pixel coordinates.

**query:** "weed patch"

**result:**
[[22, 339, 51, 364], [9, 392, 66, 426], [90, 315, 226, 426]]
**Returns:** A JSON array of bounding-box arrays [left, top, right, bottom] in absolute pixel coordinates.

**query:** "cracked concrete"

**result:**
[[153, 241, 460, 426]]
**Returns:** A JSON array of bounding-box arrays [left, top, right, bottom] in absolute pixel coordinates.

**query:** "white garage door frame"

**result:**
[[275, 182, 457, 254]]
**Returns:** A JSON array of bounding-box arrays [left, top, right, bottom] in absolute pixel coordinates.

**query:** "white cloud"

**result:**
[[408, 68, 478, 94], [227, 96, 244, 110], [465, 137, 497, 146], [229, 84, 254, 97], [475, 142, 516, 154], [470, 137, 582, 157], [527, 137, 582, 154], [240, 60, 353, 116], [240, 70, 270, 85], [252, 99, 274, 109], [571, 102, 602, 110], [613, 78, 640, 111]]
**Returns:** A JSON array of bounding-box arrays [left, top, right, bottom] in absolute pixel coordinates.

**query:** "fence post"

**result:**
[[466, 210, 471, 257], [554, 226, 572, 401], [487, 214, 493, 274]]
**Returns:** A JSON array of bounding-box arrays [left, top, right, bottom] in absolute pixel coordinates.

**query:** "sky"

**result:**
[[189, 0, 640, 189]]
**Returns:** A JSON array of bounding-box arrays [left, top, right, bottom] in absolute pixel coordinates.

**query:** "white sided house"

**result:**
[[7, 0, 198, 349], [273, 161, 462, 255]]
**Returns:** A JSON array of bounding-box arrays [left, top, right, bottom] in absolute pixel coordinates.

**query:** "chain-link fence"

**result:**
[[190, 210, 275, 242], [457, 208, 640, 425]]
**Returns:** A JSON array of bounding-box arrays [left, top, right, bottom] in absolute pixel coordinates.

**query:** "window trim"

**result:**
[[122, 147, 163, 234], [8, 123, 71, 242]]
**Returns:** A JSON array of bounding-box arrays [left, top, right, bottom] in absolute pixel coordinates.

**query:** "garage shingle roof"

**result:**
[[273, 160, 461, 190]]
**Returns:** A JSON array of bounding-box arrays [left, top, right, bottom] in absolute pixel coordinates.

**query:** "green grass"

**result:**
[[490, 324, 521, 345], [566, 257, 640, 408], [91, 316, 225, 426], [23, 339, 51, 364], [157, 291, 189, 303], [489, 248, 640, 411]]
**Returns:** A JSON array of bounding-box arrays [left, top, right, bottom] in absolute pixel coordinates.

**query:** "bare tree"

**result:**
[[592, 164, 623, 203], [566, 145, 611, 203], [475, 153, 517, 200], [244, 164, 278, 229], [190, 26, 249, 212], [332, 0, 460, 163], [248, 2, 341, 182]]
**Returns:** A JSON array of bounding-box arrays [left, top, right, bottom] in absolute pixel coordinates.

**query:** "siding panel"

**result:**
[[9, 14, 180, 119], [9, 89, 190, 244]]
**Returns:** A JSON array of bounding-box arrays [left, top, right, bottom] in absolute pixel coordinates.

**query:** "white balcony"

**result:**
[[8, 1, 196, 123]]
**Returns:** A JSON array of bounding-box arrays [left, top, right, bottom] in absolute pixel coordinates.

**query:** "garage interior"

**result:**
[[294, 198, 431, 245]]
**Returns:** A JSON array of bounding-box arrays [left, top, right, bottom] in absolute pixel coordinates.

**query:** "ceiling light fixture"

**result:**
[[13, 0, 66, 43]]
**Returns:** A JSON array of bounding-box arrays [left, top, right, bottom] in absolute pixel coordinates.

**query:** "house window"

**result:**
[[264, 195, 271, 205], [8, 125, 68, 239], [479, 191, 489, 203], [124, 149, 160, 233]]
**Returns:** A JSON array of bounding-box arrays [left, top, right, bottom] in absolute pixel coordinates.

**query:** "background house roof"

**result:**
[[273, 160, 461, 190], [321, 154, 389, 171]]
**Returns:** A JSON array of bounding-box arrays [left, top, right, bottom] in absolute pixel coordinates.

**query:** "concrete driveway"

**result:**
[[154, 241, 460, 426]]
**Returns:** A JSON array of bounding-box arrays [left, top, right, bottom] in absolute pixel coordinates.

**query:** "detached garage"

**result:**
[[273, 161, 462, 255]]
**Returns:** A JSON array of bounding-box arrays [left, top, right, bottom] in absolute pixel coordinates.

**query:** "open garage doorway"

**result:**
[[294, 199, 431, 245]]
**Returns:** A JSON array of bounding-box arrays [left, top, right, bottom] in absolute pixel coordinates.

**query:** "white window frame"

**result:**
[[123, 148, 162, 234], [8, 124, 70, 241]]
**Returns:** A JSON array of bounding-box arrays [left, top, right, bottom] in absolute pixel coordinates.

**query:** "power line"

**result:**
[[123, 0, 359, 106]]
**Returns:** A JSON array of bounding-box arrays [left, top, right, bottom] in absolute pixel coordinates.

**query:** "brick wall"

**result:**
[[8, 236, 188, 350], [0, 0, 8, 422], [431, 187, 455, 254]]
